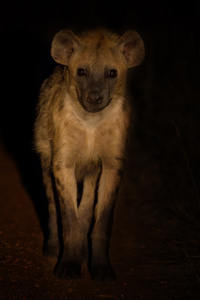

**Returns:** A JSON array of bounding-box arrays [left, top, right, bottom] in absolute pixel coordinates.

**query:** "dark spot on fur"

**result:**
[[43, 166, 49, 174], [55, 178, 65, 191], [110, 185, 120, 200], [60, 184, 65, 191], [47, 196, 52, 202], [56, 178, 61, 186], [115, 157, 124, 162], [55, 164, 61, 171], [58, 101, 64, 112], [117, 169, 123, 178], [66, 162, 74, 168], [42, 159, 50, 174], [59, 196, 65, 204], [56, 187, 64, 204]]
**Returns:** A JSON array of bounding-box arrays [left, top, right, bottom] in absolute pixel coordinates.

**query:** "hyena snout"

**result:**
[[82, 89, 107, 112], [87, 91, 103, 105]]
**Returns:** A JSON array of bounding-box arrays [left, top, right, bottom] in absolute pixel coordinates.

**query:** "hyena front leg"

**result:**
[[53, 163, 82, 279], [78, 169, 100, 262], [90, 162, 123, 281], [42, 158, 59, 258]]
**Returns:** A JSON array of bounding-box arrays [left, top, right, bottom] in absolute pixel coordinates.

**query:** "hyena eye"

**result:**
[[77, 68, 86, 76], [107, 69, 118, 78]]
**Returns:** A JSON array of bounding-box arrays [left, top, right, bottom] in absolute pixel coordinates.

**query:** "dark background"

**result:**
[[0, 0, 200, 232]]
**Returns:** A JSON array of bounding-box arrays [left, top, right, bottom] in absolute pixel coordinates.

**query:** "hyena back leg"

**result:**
[[78, 170, 100, 263], [53, 165, 82, 279], [42, 158, 59, 258], [91, 166, 122, 281]]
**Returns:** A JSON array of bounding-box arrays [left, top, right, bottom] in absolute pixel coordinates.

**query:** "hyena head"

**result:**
[[51, 29, 145, 112]]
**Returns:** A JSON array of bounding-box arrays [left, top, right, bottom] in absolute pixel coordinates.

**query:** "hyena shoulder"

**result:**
[[34, 67, 64, 155]]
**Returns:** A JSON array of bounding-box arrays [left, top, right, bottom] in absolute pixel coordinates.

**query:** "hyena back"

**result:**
[[34, 29, 145, 281]]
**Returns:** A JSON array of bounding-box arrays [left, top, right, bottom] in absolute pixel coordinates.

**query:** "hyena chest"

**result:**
[[78, 127, 100, 162], [73, 126, 102, 180], [64, 116, 119, 178]]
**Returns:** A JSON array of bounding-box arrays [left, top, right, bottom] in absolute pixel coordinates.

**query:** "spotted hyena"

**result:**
[[34, 28, 145, 280]]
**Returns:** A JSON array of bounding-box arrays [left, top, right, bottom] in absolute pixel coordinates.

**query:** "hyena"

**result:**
[[34, 28, 145, 281]]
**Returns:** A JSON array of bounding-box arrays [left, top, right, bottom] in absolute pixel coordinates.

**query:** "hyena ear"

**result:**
[[51, 29, 80, 65], [118, 30, 145, 68]]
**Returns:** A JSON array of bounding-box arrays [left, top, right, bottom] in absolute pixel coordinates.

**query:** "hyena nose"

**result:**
[[87, 91, 103, 105]]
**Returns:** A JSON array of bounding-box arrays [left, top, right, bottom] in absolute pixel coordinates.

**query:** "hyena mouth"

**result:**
[[82, 104, 106, 113]]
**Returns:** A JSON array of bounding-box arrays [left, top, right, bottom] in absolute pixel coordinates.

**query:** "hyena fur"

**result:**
[[34, 28, 145, 281]]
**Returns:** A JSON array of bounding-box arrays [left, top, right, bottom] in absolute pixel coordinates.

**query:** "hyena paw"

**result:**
[[54, 261, 81, 279], [90, 264, 116, 281]]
